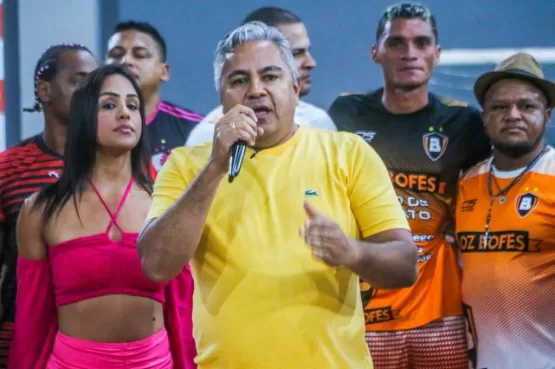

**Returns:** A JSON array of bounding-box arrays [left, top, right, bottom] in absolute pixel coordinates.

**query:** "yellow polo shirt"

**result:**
[[148, 126, 408, 369]]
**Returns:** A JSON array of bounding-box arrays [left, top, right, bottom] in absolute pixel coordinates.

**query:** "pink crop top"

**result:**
[[49, 178, 167, 307]]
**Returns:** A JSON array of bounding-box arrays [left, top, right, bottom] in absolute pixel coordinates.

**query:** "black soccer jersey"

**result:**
[[328, 89, 491, 331], [147, 100, 203, 172], [0, 134, 63, 366]]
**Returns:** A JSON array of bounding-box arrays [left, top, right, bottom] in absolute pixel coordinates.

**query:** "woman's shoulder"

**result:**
[[17, 192, 48, 260]]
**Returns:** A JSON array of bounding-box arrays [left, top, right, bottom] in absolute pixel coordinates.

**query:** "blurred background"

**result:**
[[1, 0, 554, 150]]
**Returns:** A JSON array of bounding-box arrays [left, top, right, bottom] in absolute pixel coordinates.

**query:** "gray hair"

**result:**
[[213, 21, 299, 93]]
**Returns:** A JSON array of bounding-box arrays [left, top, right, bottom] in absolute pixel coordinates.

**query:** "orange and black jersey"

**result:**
[[329, 90, 491, 227], [0, 135, 63, 324], [329, 89, 491, 331]]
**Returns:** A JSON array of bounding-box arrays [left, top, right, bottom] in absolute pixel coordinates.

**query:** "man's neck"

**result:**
[[42, 116, 67, 156], [382, 84, 429, 114], [254, 123, 299, 151], [144, 90, 161, 119], [493, 144, 546, 171]]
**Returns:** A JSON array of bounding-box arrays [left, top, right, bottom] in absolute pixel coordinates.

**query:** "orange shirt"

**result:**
[[456, 147, 555, 369]]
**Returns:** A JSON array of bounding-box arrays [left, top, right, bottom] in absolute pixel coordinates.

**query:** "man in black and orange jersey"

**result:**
[[0, 44, 98, 367], [456, 52, 555, 369], [106, 21, 203, 173], [328, 3, 491, 369]]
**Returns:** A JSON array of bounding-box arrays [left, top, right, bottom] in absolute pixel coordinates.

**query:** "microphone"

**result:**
[[228, 141, 247, 183]]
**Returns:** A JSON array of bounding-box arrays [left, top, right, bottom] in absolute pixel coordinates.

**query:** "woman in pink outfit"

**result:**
[[9, 64, 195, 369]]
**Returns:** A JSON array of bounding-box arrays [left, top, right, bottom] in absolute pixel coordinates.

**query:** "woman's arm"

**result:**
[[8, 196, 58, 369]]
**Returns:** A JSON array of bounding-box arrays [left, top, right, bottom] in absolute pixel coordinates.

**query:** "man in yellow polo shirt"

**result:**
[[137, 21, 417, 369]]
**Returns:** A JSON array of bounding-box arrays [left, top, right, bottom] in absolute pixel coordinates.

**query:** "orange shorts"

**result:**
[[366, 315, 469, 369]]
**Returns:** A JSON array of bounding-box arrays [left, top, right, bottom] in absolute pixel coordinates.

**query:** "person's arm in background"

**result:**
[[461, 108, 491, 171], [445, 108, 491, 246], [327, 95, 360, 132], [303, 103, 337, 131], [184, 106, 224, 146]]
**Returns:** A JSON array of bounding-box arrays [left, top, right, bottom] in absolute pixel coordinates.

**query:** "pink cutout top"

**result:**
[[49, 178, 167, 306], [8, 178, 197, 369]]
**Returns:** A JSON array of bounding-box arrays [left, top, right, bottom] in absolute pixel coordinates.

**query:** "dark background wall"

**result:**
[[115, 0, 555, 114]]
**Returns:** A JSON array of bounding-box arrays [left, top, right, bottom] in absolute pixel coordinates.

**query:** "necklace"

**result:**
[[483, 147, 547, 245]]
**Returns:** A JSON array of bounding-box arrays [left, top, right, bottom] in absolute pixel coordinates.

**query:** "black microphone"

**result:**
[[228, 141, 247, 183]]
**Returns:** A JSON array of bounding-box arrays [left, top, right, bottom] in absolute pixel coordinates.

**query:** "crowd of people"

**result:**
[[0, 2, 553, 369]]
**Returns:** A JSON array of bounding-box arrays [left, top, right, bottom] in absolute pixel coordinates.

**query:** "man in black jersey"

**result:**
[[0, 44, 98, 367], [328, 3, 491, 369], [106, 21, 204, 173]]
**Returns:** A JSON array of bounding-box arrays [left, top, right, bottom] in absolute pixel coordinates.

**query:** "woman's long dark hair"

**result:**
[[34, 64, 152, 226]]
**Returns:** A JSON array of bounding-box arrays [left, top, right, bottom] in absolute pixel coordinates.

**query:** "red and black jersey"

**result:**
[[0, 134, 62, 364]]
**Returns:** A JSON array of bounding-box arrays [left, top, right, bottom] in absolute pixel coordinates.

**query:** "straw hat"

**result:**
[[474, 52, 555, 108]]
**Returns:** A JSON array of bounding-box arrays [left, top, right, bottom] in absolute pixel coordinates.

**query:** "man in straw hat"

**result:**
[[455, 52, 555, 369]]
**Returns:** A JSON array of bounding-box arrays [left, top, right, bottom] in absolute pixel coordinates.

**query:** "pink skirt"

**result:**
[[46, 328, 173, 369]]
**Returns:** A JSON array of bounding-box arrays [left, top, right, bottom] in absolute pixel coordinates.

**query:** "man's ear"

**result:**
[[371, 45, 379, 65], [36, 80, 51, 104], [160, 63, 170, 82]]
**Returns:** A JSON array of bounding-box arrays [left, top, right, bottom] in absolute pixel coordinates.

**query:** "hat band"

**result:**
[[504, 68, 541, 78]]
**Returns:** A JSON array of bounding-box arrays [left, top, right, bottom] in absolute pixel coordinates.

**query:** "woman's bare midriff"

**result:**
[[57, 294, 165, 342]]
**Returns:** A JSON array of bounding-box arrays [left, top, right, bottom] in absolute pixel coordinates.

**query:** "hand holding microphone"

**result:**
[[209, 105, 264, 180]]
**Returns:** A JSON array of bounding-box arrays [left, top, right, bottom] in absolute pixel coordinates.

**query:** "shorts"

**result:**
[[46, 328, 173, 369], [366, 315, 469, 369]]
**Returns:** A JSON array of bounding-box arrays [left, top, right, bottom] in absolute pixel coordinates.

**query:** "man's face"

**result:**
[[106, 30, 169, 94], [372, 18, 440, 90], [220, 40, 300, 147], [483, 78, 551, 158], [278, 22, 315, 97], [42, 50, 99, 122]]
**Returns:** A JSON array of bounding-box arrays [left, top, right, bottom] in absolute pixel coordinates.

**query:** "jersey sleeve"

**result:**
[[328, 95, 359, 132], [347, 135, 410, 238], [147, 150, 195, 221], [461, 108, 492, 171]]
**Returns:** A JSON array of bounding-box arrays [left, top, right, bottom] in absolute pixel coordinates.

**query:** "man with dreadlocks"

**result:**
[[0, 43, 98, 367]]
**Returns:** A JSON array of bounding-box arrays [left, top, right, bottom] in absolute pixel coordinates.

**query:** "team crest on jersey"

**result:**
[[356, 131, 376, 144], [422, 132, 448, 161], [516, 193, 539, 217]]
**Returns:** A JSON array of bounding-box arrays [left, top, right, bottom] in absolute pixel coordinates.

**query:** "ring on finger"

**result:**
[[230, 121, 236, 130]]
